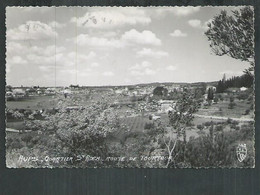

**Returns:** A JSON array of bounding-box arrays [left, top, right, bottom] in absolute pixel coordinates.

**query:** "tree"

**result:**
[[153, 86, 168, 97], [207, 87, 214, 100], [205, 7, 254, 75], [163, 89, 199, 167]]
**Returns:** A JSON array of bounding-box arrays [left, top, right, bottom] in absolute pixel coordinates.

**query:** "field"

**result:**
[[197, 100, 253, 119], [6, 95, 58, 110]]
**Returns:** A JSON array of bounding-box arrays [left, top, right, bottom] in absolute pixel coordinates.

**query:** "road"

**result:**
[[193, 114, 254, 122]]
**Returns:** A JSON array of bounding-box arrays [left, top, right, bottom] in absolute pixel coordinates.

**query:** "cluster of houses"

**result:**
[[5, 85, 75, 101]]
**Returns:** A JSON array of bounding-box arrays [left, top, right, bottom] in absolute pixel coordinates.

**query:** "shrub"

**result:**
[[9, 138, 23, 149], [213, 97, 219, 103], [144, 122, 154, 130], [240, 124, 253, 140], [203, 121, 213, 127], [235, 126, 240, 131], [21, 134, 33, 143], [237, 93, 249, 100], [230, 96, 234, 103], [215, 125, 224, 131], [247, 96, 253, 101], [228, 102, 236, 109], [226, 118, 232, 124], [244, 109, 250, 115], [197, 124, 204, 130], [218, 94, 224, 101], [231, 120, 239, 125], [230, 124, 239, 130]]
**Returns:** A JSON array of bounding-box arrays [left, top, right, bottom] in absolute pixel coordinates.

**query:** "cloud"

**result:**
[[102, 71, 114, 76], [66, 51, 97, 66], [75, 29, 161, 48], [188, 19, 212, 30], [8, 56, 28, 64], [6, 55, 28, 73], [137, 48, 168, 59], [76, 34, 124, 48], [129, 61, 151, 70], [170, 29, 187, 37], [7, 21, 57, 41], [102, 31, 119, 38], [6, 42, 24, 54], [166, 65, 177, 71], [144, 68, 156, 75], [121, 29, 161, 46], [91, 62, 99, 67], [155, 7, 200, 17], [188, 19, 202, 28], [71, 7, 151, 29], [129, 61, 156, 76], [48, 21, 66, 28]]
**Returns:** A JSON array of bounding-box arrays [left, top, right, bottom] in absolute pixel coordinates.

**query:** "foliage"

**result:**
[[197, 124, 204, 131], [162, 89, 199, 167], [153, 86, 168, 97], [174, 122, 254, 167], [144, 122, 155, 130], [216, 74, 253, 93], [205, 6, 254, 75], [207, 87, 214, 100]]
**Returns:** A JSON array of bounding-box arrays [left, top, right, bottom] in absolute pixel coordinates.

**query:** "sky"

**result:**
[[6, 6, 252, 87]]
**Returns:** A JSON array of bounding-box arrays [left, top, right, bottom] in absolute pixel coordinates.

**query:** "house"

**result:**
[[45, 88, 56, 95], [6, 91, 14, 101], [226, 87, 240, 93], [12, 89, 26, 99], [240, 87, 248, 92], [158, 100, 175, 113]]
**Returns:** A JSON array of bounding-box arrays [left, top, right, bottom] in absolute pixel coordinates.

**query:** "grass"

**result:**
[[6, 95, 58, 110], [120, 116, 150, 132], [198, 100, 253, 118]]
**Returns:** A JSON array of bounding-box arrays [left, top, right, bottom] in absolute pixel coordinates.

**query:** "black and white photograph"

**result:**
[[5, 6, 255, 168]]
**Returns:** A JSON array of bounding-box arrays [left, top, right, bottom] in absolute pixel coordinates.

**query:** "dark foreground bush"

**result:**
[[168, 122, 254, 168]]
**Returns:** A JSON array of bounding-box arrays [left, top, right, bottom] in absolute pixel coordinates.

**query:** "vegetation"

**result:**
[[216, 74, 253, 93], [205, 6, 254, 75], [153, 86, 168, 97]]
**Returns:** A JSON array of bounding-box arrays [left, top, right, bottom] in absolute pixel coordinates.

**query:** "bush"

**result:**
[[231, 120, 239, 125], [203, 121, 213, 127], [230, 96, 234, 103], [21, 134, 33, 143], [247, 96, 253, 101], [230, 124, 239, 130], [237, 93, 249, 100], [197, 124, 204, 130], [144, 122, 154, 130], [235, 126, 240, 131], [226, 118, 232, 124], [228, 102, 236, 109], [244, 109, 250, 115], [215, 125, 224, 131], [8, 138, 23, 149], [218, 94, 224, 101], [213, 97, 219, 103]]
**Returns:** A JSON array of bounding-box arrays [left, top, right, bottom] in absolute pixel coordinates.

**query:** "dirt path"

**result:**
[[193, 114, 254, 122]]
